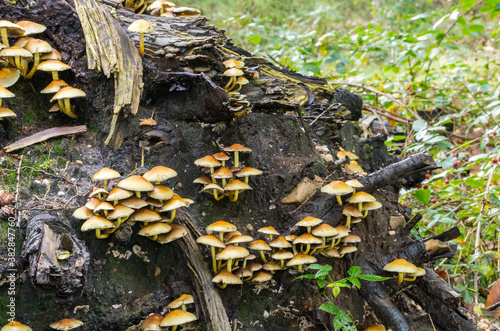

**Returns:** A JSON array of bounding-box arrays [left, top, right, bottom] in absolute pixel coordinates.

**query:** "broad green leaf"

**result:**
[[411, 189, 431, 204]]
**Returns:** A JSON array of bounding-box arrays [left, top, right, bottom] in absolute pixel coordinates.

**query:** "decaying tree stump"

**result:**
[[0, 0, 490, 330]]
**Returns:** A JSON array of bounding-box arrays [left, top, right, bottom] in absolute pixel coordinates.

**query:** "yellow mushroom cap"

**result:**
[[263, 261, 282, 272], [269, 236, 292, 249], [251, 270, 273, 283], [206, 221, 237, 233], [0, 66, 20, 87], [223, 68, 244, 77], [337, 150, 359, 160], [0, 107, 16, 119], [321, 181, 354, 195], [50, 86, 86, 102], [120, 196, 148, 209], [138, 222, 172, 237], [246, 262, 263, 272], [248, 240, 272, 251], [140, 313, 163, 331], [84, 197, 101, 211], [345, 161, 364, 173], [89, 187, 109, 198], [1, 321, 32, 331], [0, 85, 15, 98], [341, 234, 361, 244], [49, 318, 83, 330], [201, 183, 224, 194], [167, 294, 194, 309], [129, 208, 162, 222], [296, 216, 323, 228], [286, 253, 317, 267], [285, 234, 298, 242], [94, 201, 114, 213], [216, 245, 249, 260], [172, 7, 201, 15], [293, 233, 322, 245], [196, 235, 226, 248], [224, 230, 242, 241], [157, 224, 188, 244], [223, 59, 245, 69], [213, 152, 231, 162], [16, 21, 46, 35], [40, 80, 69, 94], [332, 226, 350, 239], [383, 259, 418, 274], [40, 49, 61, 60], [226, 235, 253, 245], [81, 216, 114, 232], [223, 143, 252, 153], [322, 247, 340, 258], [0, 46, 32, 59], [107, 204, 134, 220], [345, 179, 364, 188], [148, 185, 174, 201], [0, 21, 25, 36], [128, 20, 155, 33], [339, 246, 358, 255], [271, 249, 294, 260], [194, 155, 222, 168], [72, 206, 95, 220], [364, 325, 386, 331], [211, 167, 233, 179], [346, 192, 376, 204], [193, 176, 212, 185], [146, 197, 163, 208], [224, 179, 252, 191], [343, 204, 363, 217], [234, 267, 252, 278], [212, 270, 243, 285], [117, 175, 154, 193], [235, 167, 262, 178], [106, 187, 134, 202], [258, 226, 279, 236], [363, 201, 382, 211], [37, 60, 71, 72], [160, 310, 197, 328], [93, 167, 121, 181], [408, 267, 426, 277], [143, 166, 177, 183], [235, 77, 249, 85], [24, 39, 52, 54], [158, 195, 189, 212], [312, 224, 338, 237], [13, 36, 33, 47]]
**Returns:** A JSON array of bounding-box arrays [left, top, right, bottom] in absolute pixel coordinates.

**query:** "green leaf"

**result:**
[[469, 24, 485, 32], [412, 119, 428, 132], [247, 34, 261, 44], [332, 286, 340, 298], [357, 274, 392, 281], [411, 189, 431, 204], [347, 266, 361, 276], [347, 276, 361, 289]]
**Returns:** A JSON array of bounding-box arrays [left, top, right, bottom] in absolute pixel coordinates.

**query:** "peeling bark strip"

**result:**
[[176, 210, 232, 331], [4, 125, 87, 152], [73, 0, 143, 148]]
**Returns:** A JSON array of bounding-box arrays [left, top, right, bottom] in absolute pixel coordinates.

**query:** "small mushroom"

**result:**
[[338, 245, 358, 258], [128, 20, 154, 56], [117, 175, 154, 198], [251, 270, 273, 283], [148, 185, 174, 203], [0, 66, 20, 87], [345, 179, 364, 194], [223, 59, 245, 69], [383, 259, 419, 285], [263, 261, 282, 274], [129, 208, 162, 226], [37, 59, 71, 80], [258, 226, 280, 241], [286, 253, 317, 273], [0, 46, 32, 75], [362, 200, 382, 218], [364, 325, 386, 331], [233, 77, 249, 92], [106, 188, 133, 205], [107, 204, 135, 233], [212, 270, 243, 289], [223, 143, 252, 168], [197, 235, 226, 273], [1, 321, 32, 331], [143, 165, 177, 184], [160, 309, 198, 331], [16, 21, 46, 36], [72, 206, 94, 220], [342, 204, 363, 228], [138, 222, 172, 241], [81, 215, 114, 239], [293, 233, 322, 255], [248, 240, 272, 263], [24, 39, 52, 78], [271, 249, 294, 268], [403, 267, 426, 282], [0, 106, 16, 120], [235, 167, 262, 184], [223, 67, 244, 91], [321, 180, 353, 205], [211, 166, 233, 187], [224, 179, 252, 202], [49, 318, 83, 331], [201, 183, 225, 201], [167, 294, 194, 311], [346, 191, 376, 212], [158, 195, 190, 222], [206, 221, 237, 242], [296, 216, 323, 233], [311, 224, 338, 251], [0, 21, 25, 47], [50, 86, 85, 119], [213, 151, 230, 166], [157, 224, 188, 244], [94, 201, 114, 217], [140, 313, 163, 331], [40, 79, 69, 95], [216, 245, 249, 272]]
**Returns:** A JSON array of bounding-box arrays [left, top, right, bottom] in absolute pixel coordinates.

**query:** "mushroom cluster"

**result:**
[[197, 217, 361, 289], [383, 259, 426, 285], [122, 0, 202, 18], [0, 20, 85, 119], [336, 148, 367, 176], [73, 166, 190, 244], [222, 58, 253, 116], [139, 294, 198, 331], [193, 144, 261, 202]]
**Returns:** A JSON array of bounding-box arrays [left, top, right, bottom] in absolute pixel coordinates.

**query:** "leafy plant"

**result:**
[[296, 264, 390, 330]]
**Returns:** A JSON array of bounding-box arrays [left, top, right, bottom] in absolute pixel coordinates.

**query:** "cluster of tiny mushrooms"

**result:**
[[73, 166, 192, 243], [1, 318, 83, 331], [138, 294, 198, 330], [194, 149, 425, 288], [0, 19, 86, 120], [193, 143, 262, 202]]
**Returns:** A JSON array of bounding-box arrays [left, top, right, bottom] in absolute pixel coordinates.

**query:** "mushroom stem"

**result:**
[[224, 76, 235, 91], [233, 84, 242, 93], [211, 246, 218, 273], [14, 56, 24, 74], [229, 190, 240, 202], [172, 326, 178, 331], [269, 235, 274, 242], [57, 100, 67, 116], [228, 78, 238, 91], [103, 180, 108, 190], [169, 209, 176, 222], [345, 216, 352, 229], [181, 303, 187, 311], [339, 253, 346, 258], [52, 71, 59, 80], [243, 259, 248, 269], [396, 272, 404, 285], [218, 283, 228, 289], [234, 151, 240, 168], [244, 176, 249, 184], [358, 202, 362, 212], [109, 216, 129, 233], [125, 0, 133, 7], [64, 98, 78, 119], [403, 276, 416, 282], [139, 32, 145, 56], [149, 235, 158, 241], [135, 190, 141, 198], [363, 210, 369, 218], [25, 53, 40, 79], [214, 190, 224, 201], [259, 250, 268, 263], [138, 2, 148, 14], [336, 195, 343, 206], [292, 244, 297, 255], [132, 0, 144, 10], [280, 260, 284, 268], [210, 167, 216, 183], [303, 244, 311, 255], [95, 228, 110, 239], [297, 264, 304, 273], [221, 178, 227, 187], [226, 259, 233, 272], [0, 28, 9, 47]]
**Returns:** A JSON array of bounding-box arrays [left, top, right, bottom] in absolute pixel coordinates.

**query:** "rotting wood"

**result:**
[[74, 0, 143, 149], [176, 209, 232, 331], [4, 125, 87, 153]]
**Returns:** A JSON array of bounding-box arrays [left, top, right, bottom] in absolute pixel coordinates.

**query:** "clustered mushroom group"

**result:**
[[138, 294, 198, 331], [2, 318, 83, 331], [123, 0, 201, 18], [73, 166, 191, 244], [196, 213, 368, 289], [222, 58, 254, 117], [193, 143, 262, 202], [0, 19, 86, 120]]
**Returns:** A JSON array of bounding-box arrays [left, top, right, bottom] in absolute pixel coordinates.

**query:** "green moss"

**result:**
[[362, 143, 374, 159]]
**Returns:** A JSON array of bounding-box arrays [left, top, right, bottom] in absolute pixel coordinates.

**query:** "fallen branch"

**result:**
[[4, 126, 87, 153]]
